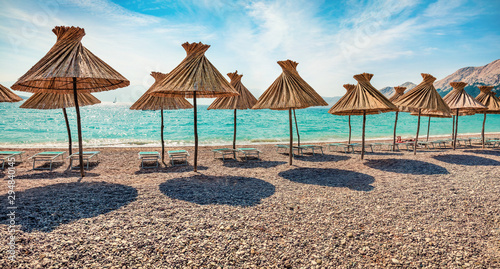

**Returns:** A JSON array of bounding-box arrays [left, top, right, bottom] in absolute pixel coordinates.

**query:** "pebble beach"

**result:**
[[1, 137, 500, 268]]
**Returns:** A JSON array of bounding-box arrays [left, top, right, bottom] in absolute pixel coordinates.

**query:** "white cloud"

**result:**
[[0, 0, 492, 101]]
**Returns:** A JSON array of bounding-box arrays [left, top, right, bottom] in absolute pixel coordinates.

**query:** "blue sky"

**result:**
[[1, 0, 499, 103]]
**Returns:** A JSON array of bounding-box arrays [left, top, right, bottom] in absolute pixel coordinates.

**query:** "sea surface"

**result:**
[[1, 102, 499, 148]]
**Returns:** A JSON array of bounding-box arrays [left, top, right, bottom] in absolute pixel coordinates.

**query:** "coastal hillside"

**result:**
[[434, 59, 500, 96], [380, 82, 417, 97]]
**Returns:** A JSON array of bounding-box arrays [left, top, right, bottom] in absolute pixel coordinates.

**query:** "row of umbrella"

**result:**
[[2, 26, 500, 175]]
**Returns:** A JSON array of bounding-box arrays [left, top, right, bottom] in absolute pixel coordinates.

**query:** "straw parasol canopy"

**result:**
[[149, 42, 239, 172], [131, 71, 193, 164], [20, 92, 100, 155], [0, 84, 22, 102], [20, 92, 100, 109], [131, 72, 193, 111], [475, 85, 500, 147], [329, 73, 397, 159], [443, 82, 487, 149], [208, 71, 258, 150], [253, 60, 327, 165], [12, 26, 130, 177], [342, 84, 356, 144], [393, 73, 451, 155], [388, 86, 408, 150]]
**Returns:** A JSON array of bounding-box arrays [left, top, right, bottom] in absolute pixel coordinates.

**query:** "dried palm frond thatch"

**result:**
[[11, 26, 129, 177], [329, 73, 397, 159], [393, 73, 451, 155], [208, 71, 258, 150], [443, 82, 486, 149], [150, 42, 238, 98], [20, 92, 100, 109], [12, 26, 129, 94], [342, 84, 356, 144], [475, 86, 500, 147], [149, 42, 239, 172], [253, 60, 327, 110], [0, 84, 22, 102], [130, 72, 193, 164], [208, 71, 257, 110], [252, 60, 328, 165], [387, 86, 410, 150], [131, 72, 193, 111]]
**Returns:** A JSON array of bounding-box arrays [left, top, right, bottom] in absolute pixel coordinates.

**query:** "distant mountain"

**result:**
[[380, 82, 417, 97], [435, 59, 500, 96]]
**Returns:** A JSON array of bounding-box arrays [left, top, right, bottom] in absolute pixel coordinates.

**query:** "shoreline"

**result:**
[[2, 132, 499, 149]]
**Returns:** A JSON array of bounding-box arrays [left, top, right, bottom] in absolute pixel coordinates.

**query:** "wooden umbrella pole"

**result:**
[[481, 112, 486, 149], [414, 109, 421, 155], [62, 108, 72, 155], [426, 116, 431, 141], [193, 92, 198, 172], [453, 108, 459, 150], [293, 108, 300, 146], [452, 115, 455, 141], [289, 108, 293, 165], [392, 112, 398, 151], [72, 77, 84, 177], [161, 109, 165, 166], [233, 109, 237, 159], [348, 115, 352, 144], [361, 111, 366, 160]]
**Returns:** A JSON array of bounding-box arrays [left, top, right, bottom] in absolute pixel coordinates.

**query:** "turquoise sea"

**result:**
[[1, 102, 499, 148]]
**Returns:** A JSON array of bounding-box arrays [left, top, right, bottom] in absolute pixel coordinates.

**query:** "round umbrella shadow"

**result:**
[[278, 168, 375, 192], [296, 154, 350, 162], [463, 149, 500, 157], [159, 175, 275, 206], [0, 182, 137, 233], [433, 154, 500, 166], [223, 160, 286, 169], [364, 159, 449, 175]]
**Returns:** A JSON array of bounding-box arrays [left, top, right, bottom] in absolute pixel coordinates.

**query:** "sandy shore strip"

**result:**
[[1, 138, 499, 268]]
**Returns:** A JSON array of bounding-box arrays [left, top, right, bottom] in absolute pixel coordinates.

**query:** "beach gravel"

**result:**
[[0, 142, 499, 268]]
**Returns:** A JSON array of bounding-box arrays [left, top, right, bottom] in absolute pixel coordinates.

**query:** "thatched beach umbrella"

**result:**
[[12, 26, 129, 177], [342, 84, 356, 144], [475, 86, 500, 148], [131, 72, 193, 164], [208, 71, 257, 151], [329, 73, 397, 160], [393, 74, 451, 155], [0, 84, 22, 103], [443, 82, 486, 150], [149, 42, 238, 172], [20, 92, 101, 155], [389, 86, 409, 150], [253, 60, 328, 165]]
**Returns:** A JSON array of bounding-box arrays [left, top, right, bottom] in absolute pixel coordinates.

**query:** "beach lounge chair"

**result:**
[[68, 151, 100, 169], [417, 141, 434, 149], [298, 145, 324, 155], [275, 144, 289, 154], [0, 151, 25, 170], [237, 148, 261, 160], [456, 138, 472, 147], [139, 151, 160, 168], [327, 143, 352, 153], [371, 143, 399, 151], [168, 150, 189, 166], [29, 151, 65, 171], [486, 139, 500, 148], [352, 143, 374, 153], [212, 148, 237, 160]]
